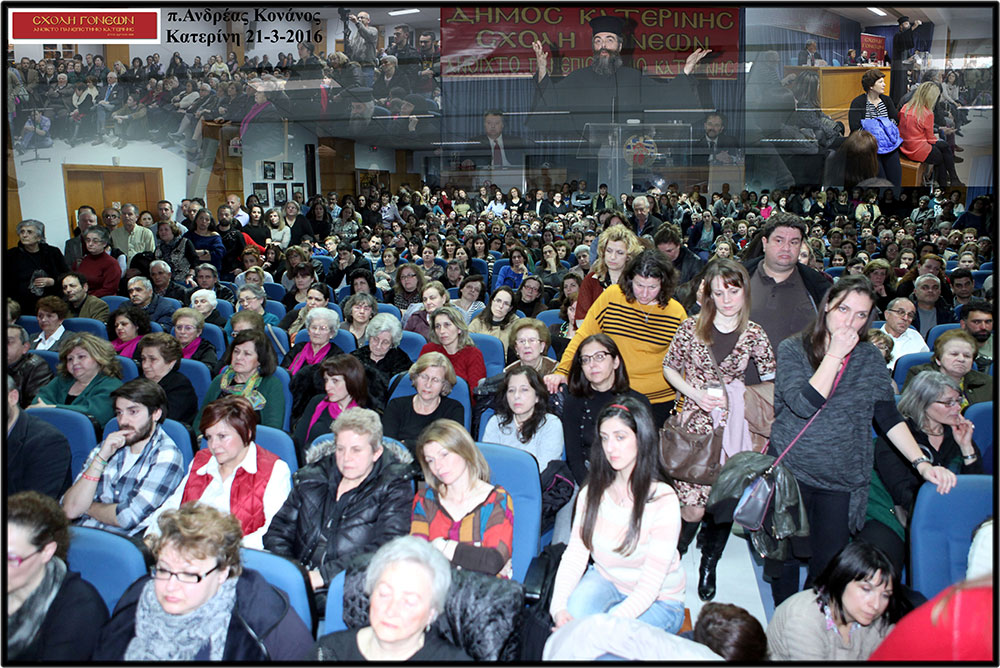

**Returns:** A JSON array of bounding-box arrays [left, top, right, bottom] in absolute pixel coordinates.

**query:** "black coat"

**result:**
[[6, 411, 73, 498], [157, 367, 199, 427], [9, 569, 108, 661], [263, 446, 414, 596], [93, 569, 313, 661], [351, 346, 414, 413], [280, 341, 345, 424], [6, 242, 69, 314], [185, 337, 218, 374]]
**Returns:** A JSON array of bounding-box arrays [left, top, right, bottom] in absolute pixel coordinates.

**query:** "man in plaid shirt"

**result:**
[[62, 378, 185, 536]]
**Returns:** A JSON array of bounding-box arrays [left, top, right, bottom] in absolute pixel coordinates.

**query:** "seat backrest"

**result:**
[[376, 303, 401, 320], [971, 270, 990, 289], [334, 328, 357, 353], [160, 297, 183, 312], [398, 330, 426, 363], [491, 258, 511, 290], [535, 309, 565, 328], [271, 366, 294, 431], [825, 266, 845, 279], [470, 333, 505, 377], [101, 295, 130, 312], [34, 349, 60, 374], [267, 327, 291, 364], [315, 255, 334, 272], [469, 257, 489, 278], [927, 323, 960, 349], [254, 425, 299, 474], [476, 441, 542, 583], [177, 358, 213, 406], [478, 407, 496, 441], [979, 262, 993, 271], [68, 526, 149, 614], [910, 475, 993, 598], [18, 315, 41, 334], [893, 351, 934, 388], [448, 287, 460, 300], [262, 282, 286, 300], [336, 285, 353, 302], [148, 322, 164, 333], [64, 317, 109, 339], [27, 406, 99, 478], [389, 372, 471, 432], [215, 299, 235, 320], [105, 418, 194, 470], [263, 300, 286, 320], [117, 355, 139, 381], [240, 548, 314, 633], [200, 322, 227, 361], [965, 401, 993, 473], [945, 259, 959, 271]]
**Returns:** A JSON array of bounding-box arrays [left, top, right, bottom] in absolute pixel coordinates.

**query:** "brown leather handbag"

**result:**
[[660, 349, 727, 486]]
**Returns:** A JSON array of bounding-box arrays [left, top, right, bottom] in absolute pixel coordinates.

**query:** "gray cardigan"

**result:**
[[772, 336, 901, 532]]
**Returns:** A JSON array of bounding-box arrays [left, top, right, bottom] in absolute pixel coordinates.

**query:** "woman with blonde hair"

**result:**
[[382, 352, 465, 448], [411, 419, 514, 578], [863, 258, 897, 312], [574, 223, 643, 324], [422, 305, 487, 393], [899, 82, 962, 187], [31, 332, 123, 426], [264, 207, 290, 249]]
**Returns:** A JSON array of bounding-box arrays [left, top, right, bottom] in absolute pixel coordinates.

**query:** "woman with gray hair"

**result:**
[[8, 219, 71, 314], [189, 288, 227, 328], [154, 219, 199, 282], [861, 369, 983, 573], [279, 306, 344, 421], [351, 313, 412, 412], [225, 284, 279, 336], [311, 535, 469, 660], [342, 292, 378, 347]]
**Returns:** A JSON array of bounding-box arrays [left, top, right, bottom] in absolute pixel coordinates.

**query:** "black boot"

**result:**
[[698, 519, 731, 601], [677, 520, 699, 557]]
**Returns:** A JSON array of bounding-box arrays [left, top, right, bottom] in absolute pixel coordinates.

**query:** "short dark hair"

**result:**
[[59, 271, 89, 288], [654, 223, 683, 247], [348, 268, 376, 294], [36, 296, 69, 319], [320, 354, 369, 408], [759, 211, 807, 243], [693, 603, 767, 661], [8, 491, 71, 561], [111, 378, 168, 423], [949, 267, 974, 284], [861, 68, 885, 92], [108, 304, 152, 341], [199, 395, 258, 444], [960, 298, 993, 321], [814, 540, 908, 627]]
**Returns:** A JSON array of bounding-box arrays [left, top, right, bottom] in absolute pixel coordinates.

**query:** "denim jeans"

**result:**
[[566, 565, 685, 633]]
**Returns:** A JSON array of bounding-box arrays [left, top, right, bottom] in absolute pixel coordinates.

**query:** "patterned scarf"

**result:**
[[218, 366, 267, 410], [124, 576, 238, 661], [181, 337, 203, 359], [7, 557, 67, 657], [288, 342, 330, 377]]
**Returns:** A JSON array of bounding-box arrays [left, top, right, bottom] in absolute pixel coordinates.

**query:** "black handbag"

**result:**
[[734, 352, 851, 531], [659, 347, 728, 485]]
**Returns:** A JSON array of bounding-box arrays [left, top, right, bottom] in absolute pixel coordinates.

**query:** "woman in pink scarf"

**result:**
[[280, 306, 344, 423], [291, 355, 369, 462], [107, 304, 152, 361]]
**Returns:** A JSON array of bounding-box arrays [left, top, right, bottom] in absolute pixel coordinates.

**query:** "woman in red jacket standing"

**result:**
[[898, 82, 963, 187]]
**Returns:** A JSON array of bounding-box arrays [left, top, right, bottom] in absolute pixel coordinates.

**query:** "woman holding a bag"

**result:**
[[848, 69, 902, 193], [766, 275, 956, 607], [662, 259, 775, 602]]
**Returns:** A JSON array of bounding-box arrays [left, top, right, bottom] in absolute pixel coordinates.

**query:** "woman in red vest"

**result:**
[[138, 396, 292, 549]]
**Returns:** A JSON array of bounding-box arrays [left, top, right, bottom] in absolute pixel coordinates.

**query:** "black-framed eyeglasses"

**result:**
[[887, 309, 915, 320], [150, 563, 220, 584]]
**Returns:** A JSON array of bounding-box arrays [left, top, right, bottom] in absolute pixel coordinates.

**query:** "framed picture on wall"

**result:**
[[262, 161, 276, 180], [272, 182, 288, 206], [358, 170, 383, 194], [290, 182, 305, 202], [282, 162, 294, 180], [252, 182, 269, 206]]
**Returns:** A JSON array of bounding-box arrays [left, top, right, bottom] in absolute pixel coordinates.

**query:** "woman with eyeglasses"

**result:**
[[391, 263, 426, 312], [94, 503, 311, 661], [514, 275, 546, 318], [382, 353, 464, 449], [469, 286, 518, 356], [224, 284, 279, 337], [279, 306, 344, 422], [7, 491, 108, 661]]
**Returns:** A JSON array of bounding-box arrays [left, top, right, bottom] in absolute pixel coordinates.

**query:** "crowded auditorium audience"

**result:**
[[5, 8, 995, 662]]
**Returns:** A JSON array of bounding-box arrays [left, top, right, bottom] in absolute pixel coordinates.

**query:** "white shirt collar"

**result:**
[[197, 441, 260, 477]]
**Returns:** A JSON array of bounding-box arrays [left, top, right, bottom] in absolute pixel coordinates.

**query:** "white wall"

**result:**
[[241, 120, 320, 202], [354, 143, 395, 172]]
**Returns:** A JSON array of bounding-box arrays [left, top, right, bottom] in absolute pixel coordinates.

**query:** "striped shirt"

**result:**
[[865, 98, 889, 119], [555, 285, 686, 403]]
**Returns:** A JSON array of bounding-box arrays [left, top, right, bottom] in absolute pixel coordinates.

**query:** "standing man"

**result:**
[[110, 203, 155, 263], [413, 30, 440, 96], [64, 206, 98, 269], [571, 180, 593, 212], [347, 11, 379, 87], [890, 15, 922, 104], [592, 183, 613, 213], [60, 272, 110, 322], [880, 297, 929, 369], [910, 274, 954, 340], [216, 204, 247, 280], [386, 24, 419, 83], [61, 379, 184, 536]]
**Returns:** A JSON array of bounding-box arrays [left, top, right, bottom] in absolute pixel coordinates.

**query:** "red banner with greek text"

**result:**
[[10, 10, 158, 41], [860, 33, 886, 63], [441, 6, 740, 80]]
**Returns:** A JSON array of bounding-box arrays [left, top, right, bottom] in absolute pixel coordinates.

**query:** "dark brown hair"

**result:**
[[199, 395, 258, 444], [567, 333, 630, 397], [320, 354, 369, 407]]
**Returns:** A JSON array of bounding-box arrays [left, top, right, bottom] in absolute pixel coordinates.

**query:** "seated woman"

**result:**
[[411, 418, 514, 578], [417, 244, 444, 281], [7, 491, 108, 661], [189, 288, 228, 328], [404, 281, 450, 340], [468, 286, 517, 356], [280, 306, 343, 422], [32, 332, 123, 426], [137, 333, 199, 426], [767, 540, 907, 661], [141, 396, 292, 549], [550, 295, 579, 361], [293, 355, 368, 457], [902, 329, 992, 408], [235, 265, 272, 288], [280, 262, 317, 311], [277, 282, 331, 340], [494, 245, 530, 290], [108, 303, 152, 361], [30, 296, 70, 352], [172, 307, 217, 372], [420, 305, 487, 393], [224, 284, 279, 337], [311, 536, 470, 661], [482, 365, 563, 473], [351, 314, 413, 413], [861, 370, 983, 573], [391, 263, 426, 313], [196, 329, 285, 430], [453, 274, 487, 323], [550, 397, 685, 632], [382, 352, 464, 449], [341, 292, 377, 347], [94, 504, 312, 660], [899, 82, 962, 188], [265, 408, 413, 606], [505, 318, 557, 375], [513, 275, 547, 318]]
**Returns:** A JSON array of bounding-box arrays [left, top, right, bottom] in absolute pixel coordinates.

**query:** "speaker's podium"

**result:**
[[578, 121, 740, 194]]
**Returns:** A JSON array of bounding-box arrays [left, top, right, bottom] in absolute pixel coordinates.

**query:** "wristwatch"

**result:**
[[910, 456, 932, 470]]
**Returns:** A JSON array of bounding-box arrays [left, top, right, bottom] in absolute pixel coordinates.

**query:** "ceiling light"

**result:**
[[868, 7, 887, 16], [387, 8, 420, 16]]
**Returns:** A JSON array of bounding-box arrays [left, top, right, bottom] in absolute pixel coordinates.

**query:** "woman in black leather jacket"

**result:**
[[263, 408, 414, 608]]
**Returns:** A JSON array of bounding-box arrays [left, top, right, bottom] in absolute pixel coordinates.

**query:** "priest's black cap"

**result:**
[[897, 15, 911, 25], [590, 16, 626, 38]]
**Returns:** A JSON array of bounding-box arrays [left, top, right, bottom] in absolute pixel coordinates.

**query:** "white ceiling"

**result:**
[[826, 6, 992, 31]]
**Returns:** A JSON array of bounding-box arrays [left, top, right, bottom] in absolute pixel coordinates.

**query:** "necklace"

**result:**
[[635, 300, 657, 324]]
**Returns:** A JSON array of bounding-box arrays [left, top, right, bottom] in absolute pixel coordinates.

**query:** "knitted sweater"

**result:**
[[767, 589, 892, 661], [555, 285, 686, 404]]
